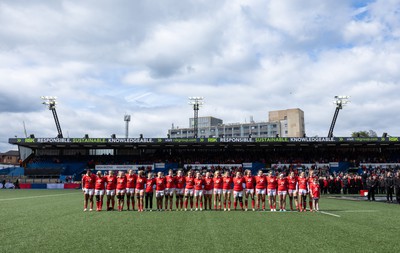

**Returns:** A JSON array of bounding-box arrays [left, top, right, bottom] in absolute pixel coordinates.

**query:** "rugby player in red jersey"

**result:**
[[165, 169, 176, 211], [213, 170, 223, 210], [116, 171, 127, 211], [307, 170, 316, 211], [184, 171, 195, 211], [277, 173, 288, 211], [175, 170, 185, 211], [94, 171, 106, 211], [244, 170, 255, 211], [267, 171, 278, 211], [287, 171, 298, 211], [203, 172, 213, 210], [255, 170, 267, 211], [310, 177, 321, 212], [155, 172, 166, 211], [297, 172, 308, 212], [233, 171, 246, 211], [194, 172, 204, 211], [82, 169, 96, 211], [135, 170, 147, 212], [105, 170, 117, 211], [126, 169, 137, 211], [145, 172, 155, 211], [222, 171, 233, 211]]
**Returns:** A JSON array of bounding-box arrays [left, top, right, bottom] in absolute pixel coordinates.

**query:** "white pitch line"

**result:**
[[320, 211, 341, 218], [0, 192, 80, 201]]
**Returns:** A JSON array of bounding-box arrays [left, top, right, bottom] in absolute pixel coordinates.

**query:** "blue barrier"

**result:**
[[31, 184, 47, 189]]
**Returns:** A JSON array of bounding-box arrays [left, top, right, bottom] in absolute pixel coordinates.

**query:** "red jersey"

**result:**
[[213, 176, 223, 189], [298, 177, 308, 190], [244, 175, 255, 189], [145, 178, 155, 193], [165, 175, 176, 189], [126, 174, 137, 188], [194, 178, 204, 190], [135, 176, 147, 190], [82, 174, 96, 189], [204, 177, 213, 191], [277, 178, 288, 191], [267, 176, 278, 190], [95, 176, 106, 190], [105, 175, 117, 190], [311, 182, 320, 198], [222, 176, 233, 190], [308, 176, 316, 191], [116, 176, 127, 190], [287, 176, 297, 190], [255, 175, 267, 189], [155, 177, 166, 191], [175, 176, 185, 189], [233, 177, 245, 191], [185, 176, 195, 189]]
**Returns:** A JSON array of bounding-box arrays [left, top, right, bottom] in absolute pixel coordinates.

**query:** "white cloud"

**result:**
[[1, 0, 400, 151]]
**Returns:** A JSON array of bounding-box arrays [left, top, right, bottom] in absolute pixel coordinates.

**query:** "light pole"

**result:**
[[124, 114, 131, 138], [328, 96, 350, 138], [188, 97, 204, 138], [41, 96, 63, 138]]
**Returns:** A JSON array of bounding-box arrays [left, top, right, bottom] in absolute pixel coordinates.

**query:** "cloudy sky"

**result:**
[[1, 0, 400, 151]]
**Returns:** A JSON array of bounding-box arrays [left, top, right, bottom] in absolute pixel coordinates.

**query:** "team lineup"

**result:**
[[81, 168, 321, 213]]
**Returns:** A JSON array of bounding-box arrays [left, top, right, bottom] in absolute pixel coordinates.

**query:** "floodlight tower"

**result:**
[[328, 96, 350, 138], [188, 97, 204, 138], [124, 114, 131, 138], [41, 96, 63, 138]]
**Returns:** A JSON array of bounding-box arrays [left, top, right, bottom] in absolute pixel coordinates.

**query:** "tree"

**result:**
[[351, 130, 377, 137]]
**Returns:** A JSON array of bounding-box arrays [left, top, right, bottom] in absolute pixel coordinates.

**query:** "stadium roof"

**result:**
[[8, 137, 400, 149]]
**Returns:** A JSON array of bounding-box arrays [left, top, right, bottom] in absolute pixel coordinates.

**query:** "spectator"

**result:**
[[395, 172, 400, 205], [14, 179, 20, 189], [342, 175, 348, 194], [385, 172, 394, 203], [366, 175, 377, 201]]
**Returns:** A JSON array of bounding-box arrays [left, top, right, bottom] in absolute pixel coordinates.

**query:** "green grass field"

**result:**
[[0, 190, 399, 253]]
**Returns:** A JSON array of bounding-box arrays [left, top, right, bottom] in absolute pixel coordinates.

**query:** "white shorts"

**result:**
[[223, 189, 232, 195], [135, 189, 144, 195], [165, 188, 175, 195], [288, 189, 297, 195], [185, 189, 194, 196], [106, 189, 115, 196], [175, 188, 184, 195], [95, 189, 104, 195], [194, 190, 203, 197], [214, 189, 222, 195], [126, 188, 135, 194], [204, 190, 213, 195], [256, 189, 266, 195], [233, 191, 243, 198], [83, 188, 94, 195], [116, 189, 126, 195], [156, 190, 165, 197], [278, 190, 287, 196], [267, 189, 277, 196], [299, 189, 308, 195], [245, 189, 254, 195]]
